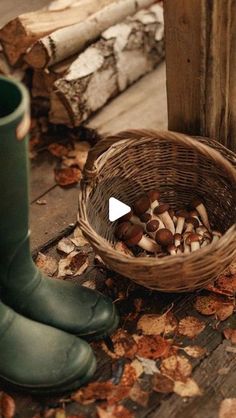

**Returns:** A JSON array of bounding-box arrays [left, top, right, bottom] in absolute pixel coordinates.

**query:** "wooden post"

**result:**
[[164, 0, 236, 152]]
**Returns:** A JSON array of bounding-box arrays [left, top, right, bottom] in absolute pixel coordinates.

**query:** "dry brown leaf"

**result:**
[[1, 393, 16, 418], [63, 141, 90, 171], [119, 363, 137, 388], [55, 166, 81, 186], [219, 398, 236, 418], [35, 252, 58, 277], [137, 312, 178, 336], [178, 316, 205, 338], [129, 382, 149, 407], [57, 237, 75, 254], [97, 405, 134, 418], [183, 345, 207, 358], [55, 410, 66, 418], [57, 251, 88, 277], [135, 356, 159, 375], [174, 378, 201, 397], [72, 381, 114, 404], [223, 328, 236, 344], [217, 303, 234, 321], [195, 295, 234, 321], [101, 329, 137, 359], [152, 373, 174, 393], [134, 335, 173, 360], [71, 226, 89, 247], [48, 143, 69, 158], [160, 355, 192, 382], [82, 279, 96, 289], [130, 359, 144, 378]]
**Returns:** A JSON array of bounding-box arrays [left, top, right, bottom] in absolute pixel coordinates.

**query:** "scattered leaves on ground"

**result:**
[[137, 311, 178, 336], [219, 398, 236, 418], [183, 345, 207, 358], [135, 356, 159, 375], [55, 166, 82, 187], [160, 355, 192, 382], [35, 252, 58, 277], [0, 393, 16, 418], [134, 335, 172, 360], [178, 316, 205, 338], [223, 328, 236, 344], [173, 378, 201, 397], [152, 373, 174, 393], [97, 405, 134, 418], [101, 329, 137, 360], [62, 141, 90, 171], [57, 237, 75, 254], [57, 251, 88, 277], [195, 295, 234, 321], [129, 381, 149, 407], [70, 226, 89, 247], [48, 143, 69, 158]]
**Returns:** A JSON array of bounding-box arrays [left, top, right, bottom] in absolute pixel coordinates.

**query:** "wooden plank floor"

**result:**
[[1, 2, 236, 418]]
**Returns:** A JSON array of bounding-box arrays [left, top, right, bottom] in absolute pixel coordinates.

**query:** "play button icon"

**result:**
[[109, 197, 131, 222]]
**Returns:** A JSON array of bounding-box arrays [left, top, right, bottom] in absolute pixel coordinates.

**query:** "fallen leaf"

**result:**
[[57, 237, 75, 254], [135, 356, 159, 375], [137, 312, 178, 336], [129, 381, 149, 407], [101, 329, 137, 359], [160, 355, 192, 382], [71, 226, 89, 247], [174, 378, 201, 397], [48, 143, 69, 158], [1, 393, 16, 418], [72, 381, 114, 405], [130, 359, 144, 378], [223, 328, 236, 344], [195, 295, 234, 321], [82, 279, 96, 289], [219, 398, 236, 418], [114, 242, 133, 257], [183, 345, 207, 358], [135, 335, 172, 360], [63, 141, 90, 171], [97, 405, 134, 418], [55, 166, 81, 187], [35, 252, 58, 276], [217, 303, 234, 321], [119, 363, 137, 388], [152, 373, 174, 393], [57, 251, 88, 277], [178, 316, 205, 338], [55, 410, 66, 418]]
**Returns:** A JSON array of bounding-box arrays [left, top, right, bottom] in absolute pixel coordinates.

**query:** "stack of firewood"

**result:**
[[0, 0, 164, 127]]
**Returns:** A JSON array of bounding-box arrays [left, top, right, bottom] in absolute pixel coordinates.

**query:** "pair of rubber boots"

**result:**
[[0, 76, 119, 393]]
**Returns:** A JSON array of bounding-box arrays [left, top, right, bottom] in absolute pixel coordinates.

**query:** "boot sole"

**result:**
[[0, 350, 96, 395]]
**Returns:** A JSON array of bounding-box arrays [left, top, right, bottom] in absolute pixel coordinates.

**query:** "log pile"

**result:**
[[0, 0, 164, 127]]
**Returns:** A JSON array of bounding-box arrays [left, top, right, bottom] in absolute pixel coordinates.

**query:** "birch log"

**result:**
[[0, 0, 114, 66], [25, 0, 158, 69], [50, 3, 164, 127]]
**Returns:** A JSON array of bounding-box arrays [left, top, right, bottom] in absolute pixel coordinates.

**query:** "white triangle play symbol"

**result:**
[[109, 197, 131, 222]]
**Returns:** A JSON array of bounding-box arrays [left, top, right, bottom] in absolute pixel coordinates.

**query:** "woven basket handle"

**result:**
[[83, 129, 236, 183]]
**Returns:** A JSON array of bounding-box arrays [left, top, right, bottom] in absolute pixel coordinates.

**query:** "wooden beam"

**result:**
[[164, 0, 236, 152]]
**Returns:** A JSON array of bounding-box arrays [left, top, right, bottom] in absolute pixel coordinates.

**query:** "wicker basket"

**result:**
[[78, 130, 236, 292]]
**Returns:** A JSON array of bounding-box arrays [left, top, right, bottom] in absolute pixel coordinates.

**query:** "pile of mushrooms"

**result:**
[[115, 190, 222, 257]]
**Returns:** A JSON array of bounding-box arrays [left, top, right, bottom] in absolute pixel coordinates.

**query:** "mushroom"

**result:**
[[175, 210, 189, 234], [119, 210, 145, 228], [189, 210, 202, 226], [191, 198, 211, 231], [167, 244, 177, 255], [154, 203, 175, 234], [169, 208, 177, 226], [140, 212, 165, 229], [196, 225, 208, 237], [174, 233, 182, 247], [185, 233, 201, 252], [146, 219, 160, 239], [133, 195, 150, 216], [184, 217, 199, 235], [115, 221, 132, 240], [147, 189, 160, 211], [201, 234, 211, 248], [177, 244, 184, 254], [212, 230, 222, 243], [156, 228, 174, 247], [124, 224, 161, 253]]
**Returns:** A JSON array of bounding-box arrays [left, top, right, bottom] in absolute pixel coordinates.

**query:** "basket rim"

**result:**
[[78, 129, 236, 267]]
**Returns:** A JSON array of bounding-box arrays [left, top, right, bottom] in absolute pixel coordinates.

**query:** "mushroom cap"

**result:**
[[147, 189, 160, 202], [140, 212, 152, 223], [133, 195, 150, 216], [185, 233, 201, 245], [176, 209, 189, 219], [118, 211, 133, 223], [124, 225, 143, 247], [169, 208, 175, 219], [167, 244, 177, 253], [156, 228, 174, 246], [154, 203, 170, 216], [189, 210, 199, 218], [174, 233, 182, 241], [146, 219, 159, 232], [115, 221, 132, 240], [185, 216, 199, 229]]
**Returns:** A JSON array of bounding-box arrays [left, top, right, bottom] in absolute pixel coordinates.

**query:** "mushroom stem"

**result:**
[[147, 190, 160, 212], [191, 199, 211, 231], [167, 244, 177, 255], [154, 204, 175, 235], [175, 210, 188, 235]]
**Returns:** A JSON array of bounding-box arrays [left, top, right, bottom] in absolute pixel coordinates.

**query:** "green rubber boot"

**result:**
[[0, 301, 96, 393], [0, 75, 119, 339]]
